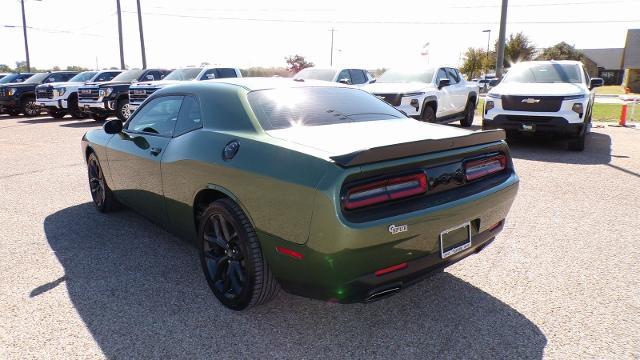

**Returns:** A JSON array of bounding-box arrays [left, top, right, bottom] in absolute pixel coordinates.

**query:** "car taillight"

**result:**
[[464, 155, 506, 181], [343, 173, 427, 210]]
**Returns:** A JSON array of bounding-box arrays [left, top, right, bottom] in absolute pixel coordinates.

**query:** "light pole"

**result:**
[[329, 28, 336, 66], [496, 0, 508, 78], [136, 0, 147, 69], [482, 29, 491, 77], [20, 0, 40, 72], [116, 0, 125, 69]]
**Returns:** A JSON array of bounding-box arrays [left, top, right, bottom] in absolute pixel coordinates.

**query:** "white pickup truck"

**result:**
[[363, 66, 479, 127]]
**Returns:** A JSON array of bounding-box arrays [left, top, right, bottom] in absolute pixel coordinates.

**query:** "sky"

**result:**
[[0, 0, 638, 71]]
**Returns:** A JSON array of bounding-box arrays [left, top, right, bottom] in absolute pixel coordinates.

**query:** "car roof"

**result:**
[[516, 60, 583, 66], [196, 77, 350, 91]]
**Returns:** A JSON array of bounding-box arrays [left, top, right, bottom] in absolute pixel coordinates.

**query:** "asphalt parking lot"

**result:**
[[0, 114, 638, 359]]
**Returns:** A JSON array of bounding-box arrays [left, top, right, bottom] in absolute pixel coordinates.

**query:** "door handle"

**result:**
[[150, 147, 162, 156]]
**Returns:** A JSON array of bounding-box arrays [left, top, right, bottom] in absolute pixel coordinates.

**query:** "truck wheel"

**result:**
[[91, 113, 108, 122], [421, 105, 436, 122], [68, 95, 86, 119], [567, 129, 586, 151], [116, 99, 131, 121], [460, 101, 475, 127], [48, 110, 67, 119], [21, 96, 41, 117]]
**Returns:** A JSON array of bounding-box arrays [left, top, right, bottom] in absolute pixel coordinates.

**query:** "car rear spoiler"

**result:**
[[330, 129, 506, 167]]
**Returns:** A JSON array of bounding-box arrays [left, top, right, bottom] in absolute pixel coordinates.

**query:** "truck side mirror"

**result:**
[[338, 78, 352, 85], [590, 78, 604, 89], [438, 78, 451, 89]]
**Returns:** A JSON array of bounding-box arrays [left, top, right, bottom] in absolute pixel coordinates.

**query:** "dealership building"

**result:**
[[580, 29, 640, 91]]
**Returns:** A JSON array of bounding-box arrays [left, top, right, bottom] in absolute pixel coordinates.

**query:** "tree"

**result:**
[[66, 65, 88, 71], [537, 42, 584, 61], [502, 32, 536, 67], [461, 48, 487, 80], [0, 64, 11, 72], [15, 61, 29, 73], [52, 66, 61, 71], [285, 55, 314, 74]]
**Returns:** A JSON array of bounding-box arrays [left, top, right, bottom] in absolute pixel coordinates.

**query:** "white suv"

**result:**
[[483, 60, 604, 151]]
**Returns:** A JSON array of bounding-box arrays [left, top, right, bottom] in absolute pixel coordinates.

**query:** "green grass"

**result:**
[[476, 98, 628, 122], [595, 85, 639, 96]]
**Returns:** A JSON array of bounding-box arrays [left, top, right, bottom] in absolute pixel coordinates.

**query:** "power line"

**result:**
[[2, 24, 106, 37], [122, 11, 640, 25]]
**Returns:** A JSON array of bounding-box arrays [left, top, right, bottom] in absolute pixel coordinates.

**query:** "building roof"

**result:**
[[622, 29, 640, 69], [579, 48, 624, 70]]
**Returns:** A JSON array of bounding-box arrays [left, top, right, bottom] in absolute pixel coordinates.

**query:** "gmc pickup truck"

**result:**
[[128, 67, 241, 111], [35, 70, 122, 119], [363, 66, 479, 127], [78, 68, 171, 121], [0, 71, 78, 116]]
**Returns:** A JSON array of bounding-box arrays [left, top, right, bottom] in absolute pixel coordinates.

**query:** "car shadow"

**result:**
[[42, 203, 546, 359], [507, 132, 612, 165], [18, 117, 71, 124], [60, 121, 101, 128]]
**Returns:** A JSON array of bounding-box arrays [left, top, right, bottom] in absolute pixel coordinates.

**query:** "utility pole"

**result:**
[[116, 0, 125, 70], [495, 0, 508, 78], [483, 29, 491, 76], [329, 28, 336, 66], [20, 0, 31, 72], [136, 0, 147, 69]]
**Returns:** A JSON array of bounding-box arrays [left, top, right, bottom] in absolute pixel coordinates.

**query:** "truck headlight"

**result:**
[[572, 103, 584, 115], [99, 87, 113, 97], [54, 87, 66, 97], [485, 101, 495, 112], [7, 88, 16, 96]]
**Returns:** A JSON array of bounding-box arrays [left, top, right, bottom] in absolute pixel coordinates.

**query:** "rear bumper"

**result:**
[[483, 114, 584, 136]]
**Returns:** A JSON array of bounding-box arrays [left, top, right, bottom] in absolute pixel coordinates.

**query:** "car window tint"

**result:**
[[446, 68, 460, 84], [437, 68, 448, 82], [174, 96, 202, 136], [127, 96, 183, 136], [349, 69, 367, 84], [215, 68, 238, 78], [337, 69, 351, 83]]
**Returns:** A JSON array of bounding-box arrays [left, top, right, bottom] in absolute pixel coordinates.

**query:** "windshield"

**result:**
[[164, 68, 202, 81], [111, 70, 145, 82], [248, 87, 405, 130], [23, 73, 50, 84], [378, 68, 435, 83], [502, 63, 582, 84], [0, 74, 22, 84], [294, 68, 337, 81], [69, 71, 97, 83]]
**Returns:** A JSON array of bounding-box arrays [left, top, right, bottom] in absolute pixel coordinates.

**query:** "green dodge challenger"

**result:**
[[81, 78, 519, 310]]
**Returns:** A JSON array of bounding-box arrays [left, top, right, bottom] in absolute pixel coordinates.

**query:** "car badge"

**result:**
[[521, 98, 541, 104], [388, 224, 408, 235]]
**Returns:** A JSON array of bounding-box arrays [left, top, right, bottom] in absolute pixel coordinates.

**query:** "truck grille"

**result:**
[[374, 93, 402, 106], [501, 96, 563, 112], [129, 88, 158, 105], [36, 88, 54, 100], [78, 88, 100, 101]]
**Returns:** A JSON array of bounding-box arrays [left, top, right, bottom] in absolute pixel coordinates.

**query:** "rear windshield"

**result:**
[[294, 68, 337, 81], [69, 71, 97, 83], [248, 87, 405, 130], [502, 63, 582, 84], [165, 68, 202, 81]]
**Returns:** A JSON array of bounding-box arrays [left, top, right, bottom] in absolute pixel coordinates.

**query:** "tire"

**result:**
[[568, 128, 586, 151], [48, 110, 67, 119], [460, 101, 475, 127], [421, 104, 436, 122], [91, 113, 108, 122], [199, 198, 279, 311], [20, 96, 41, 117], [68, 95, 86, 119], [87, 152, 119, 212], [115, 98, 131, 121]]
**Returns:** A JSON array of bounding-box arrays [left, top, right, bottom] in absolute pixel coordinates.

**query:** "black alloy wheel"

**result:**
[[421, 105, 436, 122], [87, 152, 118, 212], [199, 199, 279, 310], [21, 97, 41, 117], [460, 101, 475, 127]]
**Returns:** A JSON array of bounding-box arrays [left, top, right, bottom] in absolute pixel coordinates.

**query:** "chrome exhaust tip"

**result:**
[[365, 286, 401, 302]]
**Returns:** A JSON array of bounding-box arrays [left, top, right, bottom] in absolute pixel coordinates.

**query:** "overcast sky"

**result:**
[[0, 0, 638, 71]]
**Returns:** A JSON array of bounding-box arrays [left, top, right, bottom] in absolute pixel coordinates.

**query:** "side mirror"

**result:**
[[590, 78, 604, 89], [103, 119, 123, 134], [338, 78, 352, 85], [145, 75, 155, 81], [437, 78, 451, 89], [369, 79, 377, 84]]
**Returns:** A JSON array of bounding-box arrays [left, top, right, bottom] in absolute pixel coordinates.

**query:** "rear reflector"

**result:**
[[465, 155, 506, 181], [374, 262, 408, 276], [343, 173, 427, 210], [275, 246, 304, 260]]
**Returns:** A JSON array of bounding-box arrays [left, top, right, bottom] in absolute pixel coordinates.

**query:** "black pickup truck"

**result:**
[[0, 71, 77, 116], [78, 68, 171, 121]]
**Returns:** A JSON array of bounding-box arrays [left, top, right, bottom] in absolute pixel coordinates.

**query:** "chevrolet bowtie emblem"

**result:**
[[522, 98, 541, 104]]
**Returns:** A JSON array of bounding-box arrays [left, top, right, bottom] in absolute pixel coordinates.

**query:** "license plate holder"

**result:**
[[440, 222, 472, 259]]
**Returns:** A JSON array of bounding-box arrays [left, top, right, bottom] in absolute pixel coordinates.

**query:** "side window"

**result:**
[[145, 71, 161, 81], [349, 69, 367, 85], [126, 96, 183, 137], [174, 96, 203, 136], [215, 68, 238, 78], [202, 69, 217, 80], [446, 68, 460, 84], [437, 68, 448, 82], [337, 69, 351, 83]]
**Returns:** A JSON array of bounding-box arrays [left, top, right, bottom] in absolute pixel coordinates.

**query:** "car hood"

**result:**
[[362, 82, 431, 94], [491, 82, 588, 97], [4, 83, 37, 89], [37, 81, 81, 88], [266, 118, 472, 156], [130, 80, 182, 88]]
